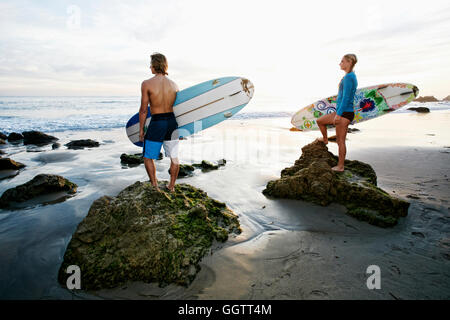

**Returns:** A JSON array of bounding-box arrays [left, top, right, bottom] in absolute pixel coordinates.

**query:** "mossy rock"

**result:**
[[263, 140, 409, 227], [58, 180, 241, 291]]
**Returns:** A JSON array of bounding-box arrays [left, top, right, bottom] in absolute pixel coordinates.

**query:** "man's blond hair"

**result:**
[[150, 52, 168, 75]]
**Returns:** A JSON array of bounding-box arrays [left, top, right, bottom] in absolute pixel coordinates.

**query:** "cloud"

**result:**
[[0, 0, 450, 107]]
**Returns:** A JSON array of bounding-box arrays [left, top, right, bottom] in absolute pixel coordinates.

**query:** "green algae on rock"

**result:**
[[262, 140, 409, 227], [58, 180, 241, 291]]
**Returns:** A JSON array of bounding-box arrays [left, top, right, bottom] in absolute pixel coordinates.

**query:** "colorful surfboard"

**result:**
[[126, 77, 254, 146], [291, 83, 419, 130]]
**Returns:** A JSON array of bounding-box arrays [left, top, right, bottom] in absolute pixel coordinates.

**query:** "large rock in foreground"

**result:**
[[262, 140, 409, 227], [0, 173, 77, 208], [58, 180, 241, 291]]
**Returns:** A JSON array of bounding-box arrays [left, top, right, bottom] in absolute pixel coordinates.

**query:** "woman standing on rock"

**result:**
[[316, 54, 358, 172]]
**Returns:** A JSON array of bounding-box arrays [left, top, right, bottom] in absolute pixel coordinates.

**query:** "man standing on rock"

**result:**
[[139, 53, 180, 192]]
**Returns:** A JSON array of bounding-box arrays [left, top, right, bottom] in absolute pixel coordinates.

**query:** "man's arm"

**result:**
[[139, 81, 149, 141]]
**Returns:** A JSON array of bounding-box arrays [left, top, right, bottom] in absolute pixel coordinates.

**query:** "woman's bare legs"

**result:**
[[333, 116, 351, 171], [316, 112, 336, 144]]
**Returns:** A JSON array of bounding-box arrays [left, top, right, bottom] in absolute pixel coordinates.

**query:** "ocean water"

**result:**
[[0, 96, 448, 134]]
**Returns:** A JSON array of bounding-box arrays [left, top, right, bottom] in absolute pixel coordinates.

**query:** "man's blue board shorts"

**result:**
[[143, 112, 179, 159]]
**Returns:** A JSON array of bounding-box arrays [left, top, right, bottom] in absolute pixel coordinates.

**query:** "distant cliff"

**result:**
[[442, 95, 450, 102], [414, 96, 439, 103]]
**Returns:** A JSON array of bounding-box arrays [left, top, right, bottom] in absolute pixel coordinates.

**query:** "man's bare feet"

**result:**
[[167, 184, 175, 192], [331, 165, 344, 172], [316, 137, 328, 144], [150, 183, 160, 192]]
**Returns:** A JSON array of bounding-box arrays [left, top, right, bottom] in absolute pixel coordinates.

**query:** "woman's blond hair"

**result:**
[[344, 54, 358, 72], [150, 52, 168, 75]]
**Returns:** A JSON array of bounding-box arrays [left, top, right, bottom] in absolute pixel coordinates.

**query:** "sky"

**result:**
[[0, 0, 449, 111]]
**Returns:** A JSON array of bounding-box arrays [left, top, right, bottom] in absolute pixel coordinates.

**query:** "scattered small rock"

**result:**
[[408, 107, 430, 113], [121, 153, 144, 165], [22, 130, 58, 146], [193, 160, 219, 171], [176, 159, 226, 177], [407, 194, 420, 199], [0, 132, 7, 140], [0, 173, 77, 208], [7, 132, 23, 142], [52, 142, 61, 150], [177, 164, 195, 177], [65, 139, 100, 149], [0, 158, 26, 170], [121, 152, 163, 165]]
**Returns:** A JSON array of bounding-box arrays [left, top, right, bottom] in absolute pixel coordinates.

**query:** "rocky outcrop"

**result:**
[[0, 132, 7, 140], [65, 139, 100, 149], [0, 158, 26, 170], [7, 132, 23, 142], [22, 130, 58, 145], [58, 180, 241, 290], [408, 107, 430, 113], [414, 96, 438, 103], [0, 174, 77, 208], [262, 140, 409, 227], [443, 95, 450, 102]]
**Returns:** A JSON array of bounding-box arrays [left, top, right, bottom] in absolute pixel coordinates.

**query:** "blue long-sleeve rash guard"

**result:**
[[336, 71, 358, 116]]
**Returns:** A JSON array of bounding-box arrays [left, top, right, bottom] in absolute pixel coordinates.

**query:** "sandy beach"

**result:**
[[1, 108, 449, 300]]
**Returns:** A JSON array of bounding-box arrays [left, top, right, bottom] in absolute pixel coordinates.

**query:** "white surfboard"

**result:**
[[126, 77, 254, 146]]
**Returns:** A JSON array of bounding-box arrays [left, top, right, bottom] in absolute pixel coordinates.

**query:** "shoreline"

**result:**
[[0, 112, 449, 299]]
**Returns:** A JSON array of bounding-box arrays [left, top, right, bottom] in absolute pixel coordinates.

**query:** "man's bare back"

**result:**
[[139, 52, 180, 193], [142, 75, 179, 115]]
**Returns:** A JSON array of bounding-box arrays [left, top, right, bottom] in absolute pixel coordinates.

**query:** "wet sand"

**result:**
[[0, 111, 449, 299]]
